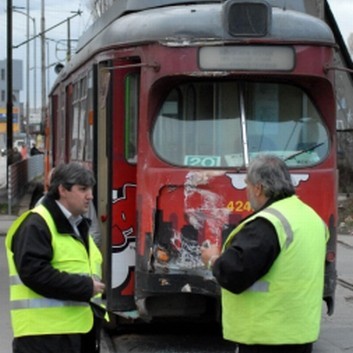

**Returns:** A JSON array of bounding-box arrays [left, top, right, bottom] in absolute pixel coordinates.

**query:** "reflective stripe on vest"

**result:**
[[248, 280, 269, 292], [11, 298, 89, 310], [261, 207, 294, 248], [9, 273, 104, 309]]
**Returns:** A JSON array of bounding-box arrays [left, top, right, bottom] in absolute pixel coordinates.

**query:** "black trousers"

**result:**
[[236, 343, 313, 353]]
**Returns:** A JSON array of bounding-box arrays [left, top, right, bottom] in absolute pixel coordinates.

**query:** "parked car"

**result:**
[[13, 140, 25, 150], [1, 139, 26, 157]]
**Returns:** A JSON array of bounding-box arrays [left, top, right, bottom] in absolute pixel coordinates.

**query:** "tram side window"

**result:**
[[86, 70, 94, 162], [71, 77, 88, 161], [71, 83, 80, 160], [78, 78, 87, 161], [57, 88, 66, 162], [125, 73, 139, 163]]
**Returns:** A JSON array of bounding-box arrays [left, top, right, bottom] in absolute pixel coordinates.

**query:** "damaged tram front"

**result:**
[[129, 2, 337, 322]]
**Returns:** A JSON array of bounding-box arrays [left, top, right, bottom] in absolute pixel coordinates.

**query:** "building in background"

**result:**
[[0, 59, 23, 149]]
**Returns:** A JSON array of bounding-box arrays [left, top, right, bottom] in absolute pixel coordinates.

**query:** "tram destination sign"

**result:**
[[199, 46, 295, 71]]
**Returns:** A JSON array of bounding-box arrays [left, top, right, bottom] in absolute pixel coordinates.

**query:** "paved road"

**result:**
[[316, 236, 353, 352]]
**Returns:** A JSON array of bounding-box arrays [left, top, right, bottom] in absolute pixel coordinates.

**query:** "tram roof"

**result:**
[[51, 0, 335, 86], [76, 0, 334, 53]]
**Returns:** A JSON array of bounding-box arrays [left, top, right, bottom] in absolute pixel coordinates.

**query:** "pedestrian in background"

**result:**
[[30, 143, 43, 156], [6, 162, 106, 353], [7, 147, 22, 164], [201, 154, 328, 353], [20, 143, 28, 159]]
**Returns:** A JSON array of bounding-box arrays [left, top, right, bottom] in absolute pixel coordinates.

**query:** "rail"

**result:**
[[7, 155, 44, 214]]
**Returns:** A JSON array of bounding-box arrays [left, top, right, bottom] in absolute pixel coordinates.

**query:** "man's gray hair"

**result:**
[[47, 162, 96, 200], [247, 155, 295, 199]]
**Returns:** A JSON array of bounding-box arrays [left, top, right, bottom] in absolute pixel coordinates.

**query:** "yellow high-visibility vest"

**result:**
[[6, 204, 103, 337], [221, 196, 328, 345]]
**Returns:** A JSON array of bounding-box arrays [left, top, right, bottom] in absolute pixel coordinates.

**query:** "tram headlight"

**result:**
[[223, 0, 271, 37]]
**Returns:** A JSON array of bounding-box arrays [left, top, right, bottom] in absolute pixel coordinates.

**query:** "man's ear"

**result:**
[[254, 183, 263, 197], [58, 184, 66, 197]]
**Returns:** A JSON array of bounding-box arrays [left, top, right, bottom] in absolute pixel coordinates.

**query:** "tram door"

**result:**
[[96, 62, 110, 292], [101, 59, 140, 313]]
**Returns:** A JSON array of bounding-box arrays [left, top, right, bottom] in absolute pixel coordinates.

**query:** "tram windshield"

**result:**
[[152, 82, 329, 168]]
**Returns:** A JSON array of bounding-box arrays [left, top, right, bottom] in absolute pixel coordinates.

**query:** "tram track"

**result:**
[[337, 277, 353, 292], [338, 239, 353, 250]]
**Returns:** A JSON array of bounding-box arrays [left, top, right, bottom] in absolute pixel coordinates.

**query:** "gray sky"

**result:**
[[0, 0, 92, 107], [0, 0, 352, 108], [2, 1, 91, 53], [328, 0, 353, 44]]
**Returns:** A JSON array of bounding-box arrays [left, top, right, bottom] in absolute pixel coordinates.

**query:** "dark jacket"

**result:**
[[12, 195, 94, 302], [11, 196, 102, 353], [212, 198, 281, 294]]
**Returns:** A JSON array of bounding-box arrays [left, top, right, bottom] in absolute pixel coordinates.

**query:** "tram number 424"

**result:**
[[227, 200, 252, 213]]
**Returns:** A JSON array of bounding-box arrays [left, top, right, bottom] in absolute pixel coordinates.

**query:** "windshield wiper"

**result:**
[[284, 142, 324, 162]]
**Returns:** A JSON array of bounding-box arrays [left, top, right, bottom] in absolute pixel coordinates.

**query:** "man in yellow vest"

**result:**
[[201, 154, 328, 353], [6, 162, 105, 353]]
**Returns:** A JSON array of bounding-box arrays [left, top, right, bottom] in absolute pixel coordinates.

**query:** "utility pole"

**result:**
[[26, 0, 30, 146], [41, 0, 46, 128], [6, 0, 13, 167], [12, 5, 32, 146], [10, 5, 82, 142], [13, 6, 37, 114], [33, 17, 37, 111], [67, 17, 71, 62]]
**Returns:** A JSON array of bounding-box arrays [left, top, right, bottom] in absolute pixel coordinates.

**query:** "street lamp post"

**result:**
[[6, 0, 13, 162], [32, 19, 37, 112], [26, 0, 29, 145], [10, 7, 82, 144], [41, 0, 46, 135], [13, 5, 37, 146]]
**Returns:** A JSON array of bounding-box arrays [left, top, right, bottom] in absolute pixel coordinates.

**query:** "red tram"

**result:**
[[47, 0, 337, 323]]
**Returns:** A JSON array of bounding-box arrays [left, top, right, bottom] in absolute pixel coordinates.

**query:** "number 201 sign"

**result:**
[[184, 155, 221, 167]]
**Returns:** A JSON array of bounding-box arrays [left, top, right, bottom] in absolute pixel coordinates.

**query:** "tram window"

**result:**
[[152, 81, 329, 168], [58, 88, 66, 162], [71, 77, 88, 161], [244, 83, 329, 166], [78, 78, 87, 161], [86, 70, 94, 162], [125, 73, 139, 163], [153, 83, 243, 166], [71, 83, 80, 160]]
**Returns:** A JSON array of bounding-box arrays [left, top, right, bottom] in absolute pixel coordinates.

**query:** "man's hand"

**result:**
[[92, 278, 105, 296], [200, 241, 220, 268]]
